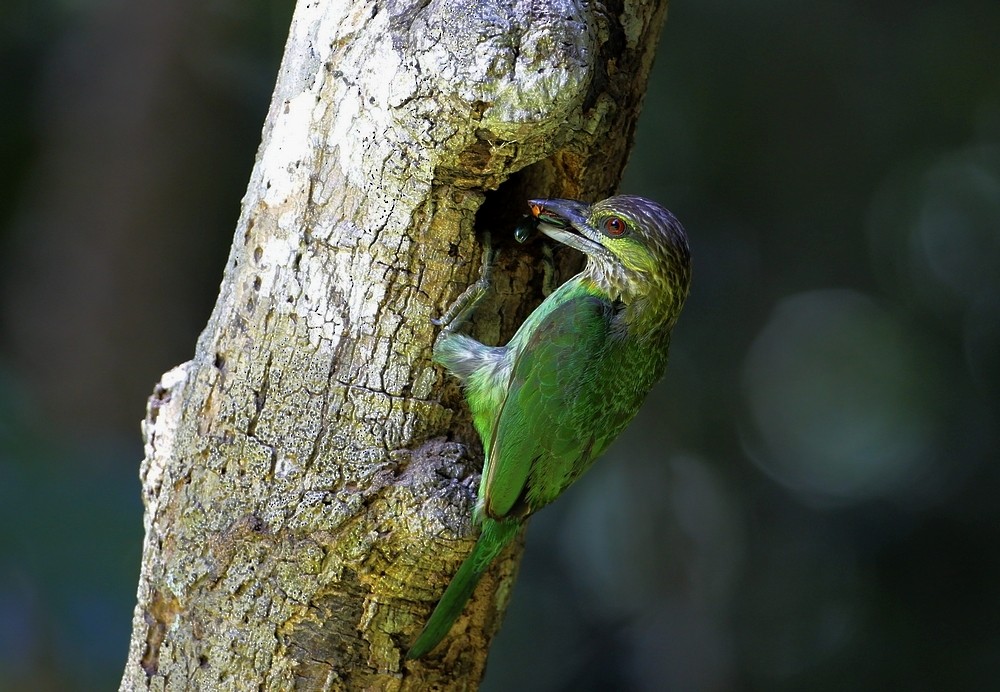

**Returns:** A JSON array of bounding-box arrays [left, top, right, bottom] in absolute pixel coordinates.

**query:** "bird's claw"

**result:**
[[434, 231, 494, 334], [541, 243, 556, 297]]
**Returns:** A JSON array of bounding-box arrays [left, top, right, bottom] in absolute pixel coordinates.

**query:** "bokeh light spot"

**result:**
[[742, 289, 942, 504]]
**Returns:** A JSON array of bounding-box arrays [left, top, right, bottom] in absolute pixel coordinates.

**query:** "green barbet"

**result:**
[[408, 195, 691, 659]]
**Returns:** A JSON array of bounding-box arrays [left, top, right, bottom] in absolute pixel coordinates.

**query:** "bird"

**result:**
[[407, 195, 691, 659]]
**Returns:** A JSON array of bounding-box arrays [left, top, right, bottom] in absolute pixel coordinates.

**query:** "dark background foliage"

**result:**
[[2, 2, 998, 689]]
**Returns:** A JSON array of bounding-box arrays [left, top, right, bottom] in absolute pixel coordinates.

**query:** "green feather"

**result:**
[[482, 287, 613, 517], [406, 519, 519, 659]]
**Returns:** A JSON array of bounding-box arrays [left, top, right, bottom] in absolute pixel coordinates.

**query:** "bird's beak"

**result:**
[[528, 198, 605, 258]]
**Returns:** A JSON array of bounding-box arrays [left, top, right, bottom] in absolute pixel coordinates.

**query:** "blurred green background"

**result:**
[[2, 1, 998, 690]]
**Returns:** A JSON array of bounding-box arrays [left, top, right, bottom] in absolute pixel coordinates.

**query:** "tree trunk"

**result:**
[[120, 0, 670, 689]]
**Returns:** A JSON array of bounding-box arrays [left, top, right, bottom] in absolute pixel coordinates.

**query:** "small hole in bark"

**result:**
[[475, 168, 545, 246]]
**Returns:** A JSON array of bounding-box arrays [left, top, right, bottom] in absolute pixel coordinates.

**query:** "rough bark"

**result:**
[[120, 0, 669, 689]]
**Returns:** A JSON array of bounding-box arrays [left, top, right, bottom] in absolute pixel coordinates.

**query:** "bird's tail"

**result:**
[[406, 518, 519, 659]]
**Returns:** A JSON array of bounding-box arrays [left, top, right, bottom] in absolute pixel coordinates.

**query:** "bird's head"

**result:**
[[528, 195, 691, 332]]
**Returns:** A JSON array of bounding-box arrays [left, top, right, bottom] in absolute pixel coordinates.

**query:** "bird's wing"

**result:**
[[480, 292, 612, 519]]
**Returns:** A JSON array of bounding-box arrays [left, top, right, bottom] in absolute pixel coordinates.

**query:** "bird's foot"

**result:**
[[434, 231, 495, 333], [540, 242, 556, 297]]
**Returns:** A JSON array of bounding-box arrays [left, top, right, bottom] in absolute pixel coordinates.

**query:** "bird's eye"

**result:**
[[604, 216, 627, 237]]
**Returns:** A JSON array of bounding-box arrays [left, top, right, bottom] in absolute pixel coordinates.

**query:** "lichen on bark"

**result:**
[[121, 0, 670, 689]]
